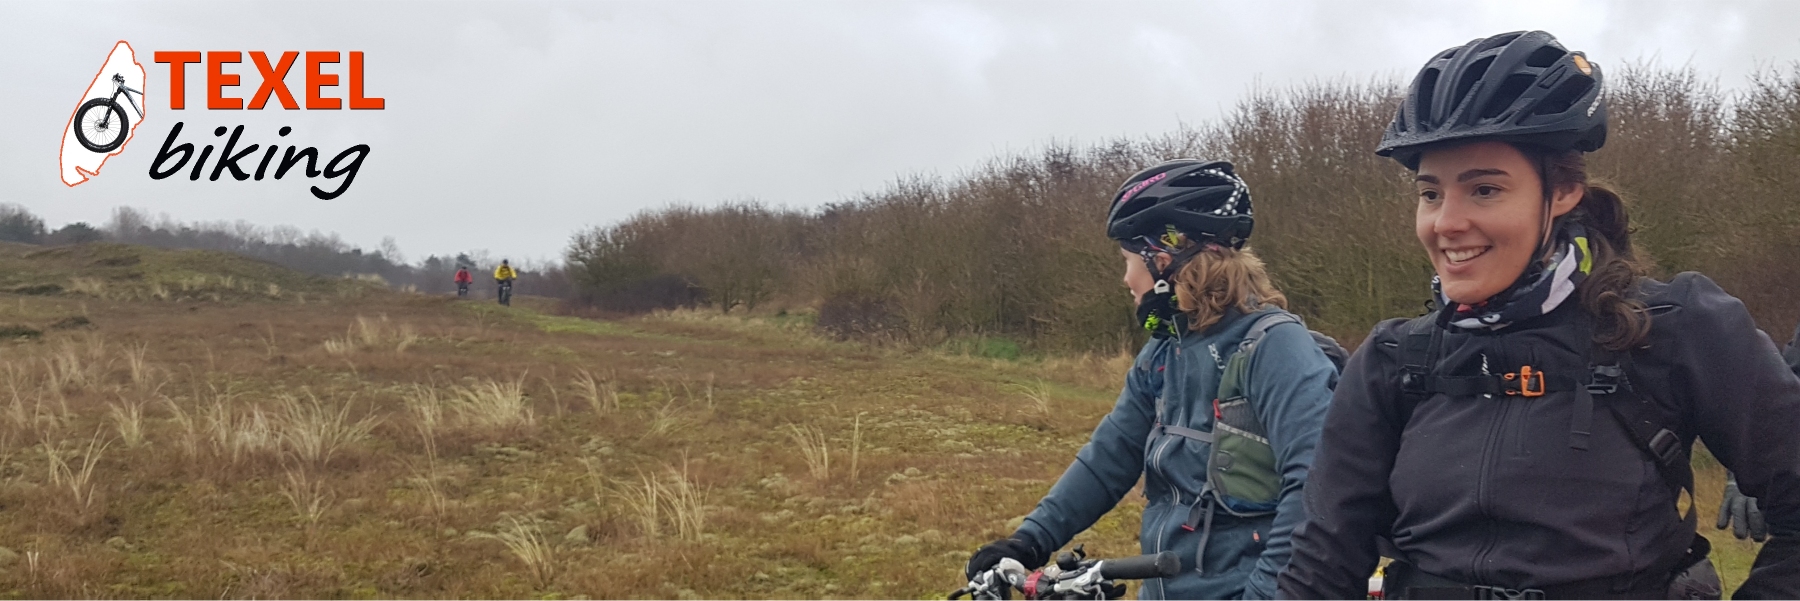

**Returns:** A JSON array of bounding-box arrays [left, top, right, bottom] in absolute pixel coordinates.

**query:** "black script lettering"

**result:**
[[148, 122, 192, 180], [189, 126, 224, 181], [311, 144, 369, 200], [209, 125, 260, 181], [254, 126, 291, 180], [146, 124, 370, 199], [276, 145, 320, 179]]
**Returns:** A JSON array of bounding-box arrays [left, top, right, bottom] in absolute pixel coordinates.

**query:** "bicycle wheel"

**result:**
[[74, 98, 128, 153]]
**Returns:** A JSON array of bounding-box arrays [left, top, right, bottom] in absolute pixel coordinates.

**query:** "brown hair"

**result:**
[[1522, 145, 1651, 351], [1173, 244, 1288, 332]]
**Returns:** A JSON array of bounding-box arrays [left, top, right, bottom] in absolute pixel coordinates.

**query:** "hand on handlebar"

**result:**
[[954, 545, 1177, 600], [967, 537, 1046, 580]]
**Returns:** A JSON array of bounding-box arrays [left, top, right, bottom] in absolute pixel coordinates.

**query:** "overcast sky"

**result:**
[[3, 0, 1798, 263]]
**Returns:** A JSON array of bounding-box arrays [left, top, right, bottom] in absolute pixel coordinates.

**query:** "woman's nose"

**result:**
[[1431, 197, 1473, 237]]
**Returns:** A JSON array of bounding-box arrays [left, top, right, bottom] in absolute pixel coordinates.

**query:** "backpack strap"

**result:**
[[1591, 348, 1695, 524], [1397, 315, 1443, 423], [1239, 311, 1301, 354], [1591, 345, 1705, 593]]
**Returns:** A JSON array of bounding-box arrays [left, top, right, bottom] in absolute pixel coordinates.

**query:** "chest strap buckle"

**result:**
[[1474, 585, 1546, 600], [1502, 366, 1546, 397]]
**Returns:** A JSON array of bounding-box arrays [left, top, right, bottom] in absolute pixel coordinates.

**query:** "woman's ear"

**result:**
[[1550, 182, 1586, 218], [1152, 252, 1173, 272]]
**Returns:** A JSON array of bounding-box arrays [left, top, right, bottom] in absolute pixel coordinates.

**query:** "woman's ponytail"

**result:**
[[1532, 147, 1651, 351]]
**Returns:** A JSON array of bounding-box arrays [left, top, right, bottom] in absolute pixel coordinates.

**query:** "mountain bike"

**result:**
[[497, 280, 513, 306], [951, 546, 1180, 600], [457, 282, 470, 298], [74, 74, 144, 153]]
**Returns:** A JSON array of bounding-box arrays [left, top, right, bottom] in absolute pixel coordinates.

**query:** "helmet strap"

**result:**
[[1135, 244, 1208, 338]]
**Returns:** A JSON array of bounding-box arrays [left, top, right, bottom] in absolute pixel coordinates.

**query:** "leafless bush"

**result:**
[[563, 65, 1800, 349]]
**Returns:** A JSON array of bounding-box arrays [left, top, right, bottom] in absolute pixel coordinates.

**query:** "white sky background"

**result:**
[[1, 1, 1797, 264]]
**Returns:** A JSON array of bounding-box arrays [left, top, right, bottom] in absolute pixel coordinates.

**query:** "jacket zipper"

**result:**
[[1470, 348, 1513, 582]]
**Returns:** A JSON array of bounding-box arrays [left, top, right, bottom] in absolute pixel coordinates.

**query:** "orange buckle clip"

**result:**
[[1503, 366, 1545, 397]]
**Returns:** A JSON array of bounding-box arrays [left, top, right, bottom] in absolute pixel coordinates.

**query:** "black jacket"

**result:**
[[1277, 273, 1800, 599], [1785, 321, 1800, 375]]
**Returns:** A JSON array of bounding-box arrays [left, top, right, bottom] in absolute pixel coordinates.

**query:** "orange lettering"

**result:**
[[154, 51, 201, 110], [207, 51, 243, 110], [305, 51, 341, 110], [249, 51, 299, 110], [348, 52, 384, 110]]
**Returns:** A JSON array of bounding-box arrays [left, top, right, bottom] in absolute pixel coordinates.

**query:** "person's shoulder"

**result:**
[[1364, 316, 1418, 347], [1131, 335, 1167, 367], [1639, 272, 1744, 327]]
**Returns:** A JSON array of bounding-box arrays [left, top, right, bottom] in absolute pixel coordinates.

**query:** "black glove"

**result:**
[[1717, 471, 1769, 542], [966, 536, 1046, 580]]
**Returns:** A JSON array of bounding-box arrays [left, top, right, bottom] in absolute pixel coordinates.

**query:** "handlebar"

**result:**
[[952, 546, 1179, 600], [1096, 551, 1180, 581]]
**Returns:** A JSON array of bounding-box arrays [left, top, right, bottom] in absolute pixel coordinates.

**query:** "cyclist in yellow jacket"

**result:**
[[493, 260, 517, 306]]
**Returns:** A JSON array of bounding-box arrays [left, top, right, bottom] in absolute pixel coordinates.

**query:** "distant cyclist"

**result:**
[[454, 265, 473, 298], [494, 260, 517, 306]]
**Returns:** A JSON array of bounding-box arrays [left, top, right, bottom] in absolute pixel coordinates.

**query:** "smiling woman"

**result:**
[[1278, 30, 1800, 601]]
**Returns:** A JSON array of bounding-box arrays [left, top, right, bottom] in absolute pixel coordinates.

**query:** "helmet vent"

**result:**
[[1525, 45, 1566, 68], [1414, 68, 1441, 126], [1481, 74, 1537, 120], [1451, 56, 1496, 120], [1534, 77, 1595, 116]]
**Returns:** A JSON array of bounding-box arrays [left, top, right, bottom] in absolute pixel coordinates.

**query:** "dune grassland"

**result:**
[[0, 242, 1166, 599], [0, 241, 1769, 599]]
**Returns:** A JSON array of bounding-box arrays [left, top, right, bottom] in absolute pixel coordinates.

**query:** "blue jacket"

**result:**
[[1015, 307, 1337, 600]]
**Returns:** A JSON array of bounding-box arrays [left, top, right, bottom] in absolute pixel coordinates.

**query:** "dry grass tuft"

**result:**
[[275, 391, 379, 468], [449, 378, 534, 431], [66, 277, 106, 297], [404, 379, 534, 435], [785, 424, 831, 481], [322, 315, 420, 355], [1011, 380, 1054, 416], [595, 460, 707, 541], [46, 430, 110, 511], [471, 516, 558, 589], [278, 466, 333, 532], [572, 369, 617, 415], [106, 396, 146, 448]]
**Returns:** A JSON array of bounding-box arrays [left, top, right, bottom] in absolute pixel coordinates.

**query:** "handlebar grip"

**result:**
[[1098, 552, 1181, 580]]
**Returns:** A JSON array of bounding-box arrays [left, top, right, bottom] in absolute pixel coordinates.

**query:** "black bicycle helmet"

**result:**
[[1378, 30, 1607, 169], [1106, 160, 1254, 251]]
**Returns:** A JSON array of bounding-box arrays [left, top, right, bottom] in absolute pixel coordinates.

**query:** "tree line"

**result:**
[[564, 64, 1800, 352], [0, 206, 574, 300]]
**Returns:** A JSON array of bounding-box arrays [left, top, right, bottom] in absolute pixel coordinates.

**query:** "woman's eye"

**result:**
[[1418, 189, 1441, 203], [1474, 184, 1501, 197]]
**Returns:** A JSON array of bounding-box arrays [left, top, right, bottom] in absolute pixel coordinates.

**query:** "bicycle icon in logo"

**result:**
[[73, 73, 144, 154]]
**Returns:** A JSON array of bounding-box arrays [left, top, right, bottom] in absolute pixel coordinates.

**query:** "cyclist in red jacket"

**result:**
[[454, 266, 473, 298]]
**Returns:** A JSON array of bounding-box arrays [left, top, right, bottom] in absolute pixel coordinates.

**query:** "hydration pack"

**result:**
[[1205, 311, 1347, 516]]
